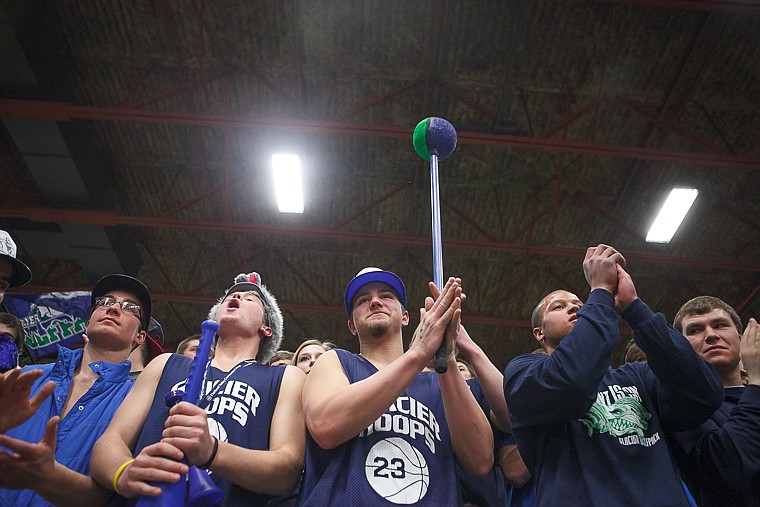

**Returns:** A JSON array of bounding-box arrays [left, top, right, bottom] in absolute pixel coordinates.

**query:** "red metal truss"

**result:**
[[2, 99, 758, 170], [2, 206, 759, 272]]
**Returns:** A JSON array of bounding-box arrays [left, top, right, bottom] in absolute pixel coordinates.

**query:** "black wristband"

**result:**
[[199, 436, 219, 470]]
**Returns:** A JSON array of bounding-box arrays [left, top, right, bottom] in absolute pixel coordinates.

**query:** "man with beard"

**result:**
[[297, 268, 493, 506], [504, 244, 723, 506]]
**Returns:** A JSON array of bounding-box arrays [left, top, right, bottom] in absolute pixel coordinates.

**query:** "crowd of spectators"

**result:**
[[1, 229, 757, 506]]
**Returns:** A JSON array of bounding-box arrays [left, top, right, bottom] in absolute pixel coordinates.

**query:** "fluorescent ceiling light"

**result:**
[[645, 188, 698, 243], [272, 154, 304, 213]]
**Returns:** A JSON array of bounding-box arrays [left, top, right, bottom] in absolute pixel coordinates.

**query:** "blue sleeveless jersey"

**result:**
[[121, 354, 284, 507], [297, 349, 462, 506]]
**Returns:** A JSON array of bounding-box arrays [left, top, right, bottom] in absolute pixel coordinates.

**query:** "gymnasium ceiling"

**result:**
[[1, 0, 759, 367]]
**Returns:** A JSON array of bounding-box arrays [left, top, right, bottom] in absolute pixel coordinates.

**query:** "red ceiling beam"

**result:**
[[332, 78, 424, 122], [576, 192, 645, 244], [435, 81, 497, 123], [3, 205, 759, 272], [621, 98, 729, 155], [124, 63, 241, 109], [736, 282, 760, 313], [330, 181, 409, 230], [600, 0, 760, 15], [611, 12, 714, 213], [540, 99, 598, 139], [2, 99, 758, 171]]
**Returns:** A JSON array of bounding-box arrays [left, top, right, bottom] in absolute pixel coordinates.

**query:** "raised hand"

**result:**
[[740, 318, 760, 386], [583, 244, 626, 294], [613, 264, 639, 312], [427, 280, 465, 360], [0, 416, 59, 489], [409, 278, 462, 361], [0, 369, 56, 433]]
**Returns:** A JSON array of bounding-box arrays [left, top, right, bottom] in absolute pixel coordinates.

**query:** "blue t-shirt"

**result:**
[[298, 349, 461, 506], [0, 347, 134, 507]]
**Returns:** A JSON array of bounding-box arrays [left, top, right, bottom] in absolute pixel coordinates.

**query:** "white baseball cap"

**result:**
[[0, 230, 32, 287]]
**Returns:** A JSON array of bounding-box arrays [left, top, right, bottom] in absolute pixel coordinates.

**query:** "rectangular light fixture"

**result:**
[[272, 154, 304, 213], [645, 188, 698, 243]]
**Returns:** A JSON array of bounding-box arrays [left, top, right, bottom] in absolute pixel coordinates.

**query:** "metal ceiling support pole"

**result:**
[[545, 267, 583, 299], [736, 283, 760, 313], [540, 99, 598, 139], [509, 197, 565, 243], [592, 4, 616, 141], [621, 98, 727, 155], [125, 64, 240, 109], [183, 244, 268, 297], [330, 181, 410, 230], [575, 192, 644, 244], [435, 81, 497, 123], [441, 196, 497, 242], [158, 174, 245, 219], [518, 88, 535, 137], [275, 246, 331, 307], [720, 203, 760, 235], [611, 12, 714, 214], [333, 79, 424, 122]]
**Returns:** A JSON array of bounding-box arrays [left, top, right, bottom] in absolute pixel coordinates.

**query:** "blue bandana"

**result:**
[[0, 334, 19, 372]]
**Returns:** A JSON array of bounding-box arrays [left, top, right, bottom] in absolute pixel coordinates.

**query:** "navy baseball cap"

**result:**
[[344, 267, 406, 318], [145, 317, 164, 362], [91, 274, 152, 330]]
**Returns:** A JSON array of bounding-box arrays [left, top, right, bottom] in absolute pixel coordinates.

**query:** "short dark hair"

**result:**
[[623, 339, 647, 364], [673, 296, 743, 335], [177, 334, 200, 355], [530, 299, 546, 329], [138, 340, 150, 366], [268, 350, 294, 365], [0, 312, 24, 349]]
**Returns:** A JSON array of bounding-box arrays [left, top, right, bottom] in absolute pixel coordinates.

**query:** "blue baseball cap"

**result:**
[[344, 267, 406, 318]]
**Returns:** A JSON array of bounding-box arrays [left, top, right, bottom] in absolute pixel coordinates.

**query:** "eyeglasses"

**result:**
[[94, 296, 143, 318]]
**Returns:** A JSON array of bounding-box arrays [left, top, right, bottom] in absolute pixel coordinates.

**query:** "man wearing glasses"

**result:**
[[0, 274, 152, 507], [91, 272, 305, 506]]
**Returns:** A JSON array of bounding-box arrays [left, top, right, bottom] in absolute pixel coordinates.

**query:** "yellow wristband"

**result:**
[[112, 458, 135, 495]]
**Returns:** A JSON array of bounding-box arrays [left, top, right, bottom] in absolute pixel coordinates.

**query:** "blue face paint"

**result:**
[[0, 333, 19, 372]]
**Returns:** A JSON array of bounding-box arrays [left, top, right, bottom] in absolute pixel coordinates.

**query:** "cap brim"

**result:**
[[344, 270, 406, 317], [222, 282, 265, 303], [1, 255, 32, 287]]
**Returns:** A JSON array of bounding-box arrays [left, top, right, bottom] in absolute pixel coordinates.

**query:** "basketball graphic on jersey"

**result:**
[[207, 417, 228, 443], [364, 437, 430, 504]]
